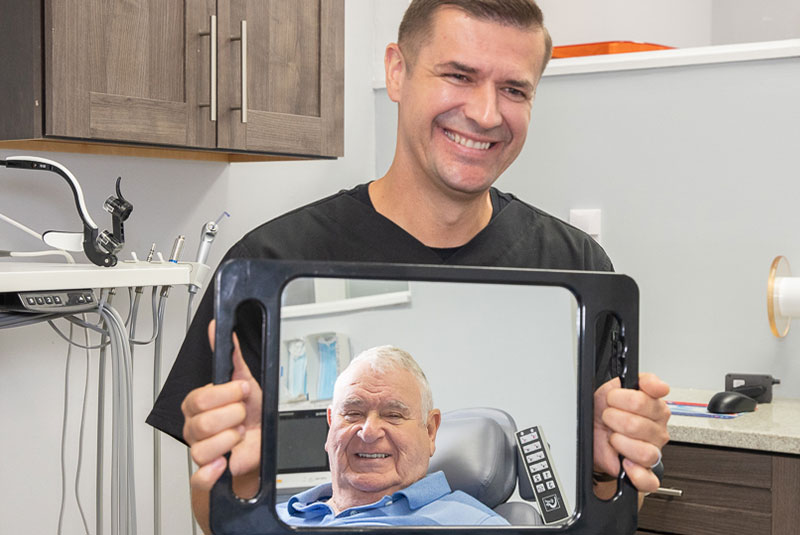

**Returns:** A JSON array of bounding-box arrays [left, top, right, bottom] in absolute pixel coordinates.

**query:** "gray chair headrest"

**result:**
[[428, 408, 518, 508]]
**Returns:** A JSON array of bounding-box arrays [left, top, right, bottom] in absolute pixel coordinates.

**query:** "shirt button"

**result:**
[[384, 501, 392, 507]]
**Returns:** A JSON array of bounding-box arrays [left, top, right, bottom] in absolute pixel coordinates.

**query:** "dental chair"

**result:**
[[428, 407, 545, 526]]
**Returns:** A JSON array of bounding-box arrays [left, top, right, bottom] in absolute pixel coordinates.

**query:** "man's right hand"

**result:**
[[182, 320, 263, 533]]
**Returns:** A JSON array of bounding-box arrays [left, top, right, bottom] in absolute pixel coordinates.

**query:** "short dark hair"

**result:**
[[398, 0, 553, 74]]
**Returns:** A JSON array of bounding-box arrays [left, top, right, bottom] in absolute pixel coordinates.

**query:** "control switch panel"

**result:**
[[516, 425, 570, 525], [1, 289, 97, 313]]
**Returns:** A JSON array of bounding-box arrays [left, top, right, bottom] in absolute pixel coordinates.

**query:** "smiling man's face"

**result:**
[[386, 6, 547, 200], [325, 360, 440, 507]]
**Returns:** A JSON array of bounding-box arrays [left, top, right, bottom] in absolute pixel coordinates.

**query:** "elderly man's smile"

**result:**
[[356, 452, 391, 459]]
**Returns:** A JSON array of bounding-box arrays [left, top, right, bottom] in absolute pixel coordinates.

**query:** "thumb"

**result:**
[[598, 376, 621, 394], [208, 319, 255, 383], [639, 372, 670, 400], [207, 319, 216, 351], [594, 376, 621, 412], [191, 456, 227, 493], [231, 331, 255, 383]]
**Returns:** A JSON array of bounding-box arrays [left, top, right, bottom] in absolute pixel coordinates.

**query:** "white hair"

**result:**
[[335, 345, 434, 420]]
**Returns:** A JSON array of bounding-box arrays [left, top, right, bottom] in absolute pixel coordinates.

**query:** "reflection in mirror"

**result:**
[[273, 277, 579, 527], [281, 277, 410, 307]]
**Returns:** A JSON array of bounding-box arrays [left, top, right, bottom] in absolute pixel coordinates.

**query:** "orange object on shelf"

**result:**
[[552, 41, 673, 59]]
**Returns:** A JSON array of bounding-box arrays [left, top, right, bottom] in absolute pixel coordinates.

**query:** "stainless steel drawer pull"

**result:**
[[199, 15, 218, 122], [653, 487, 684, 497], [230, 20, 247, 123]]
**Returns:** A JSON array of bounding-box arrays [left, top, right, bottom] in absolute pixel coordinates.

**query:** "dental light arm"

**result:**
[[0, 156, 132, 267]]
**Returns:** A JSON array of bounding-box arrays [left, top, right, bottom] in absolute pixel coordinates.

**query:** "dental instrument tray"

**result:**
[[210, 259, 641, 535]]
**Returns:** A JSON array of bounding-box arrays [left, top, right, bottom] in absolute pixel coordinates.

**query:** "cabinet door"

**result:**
[[45, 0, 216, 148], [217, 0, 344, 157]]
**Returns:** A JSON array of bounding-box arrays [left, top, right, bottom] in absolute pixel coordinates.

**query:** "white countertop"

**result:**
[[666, 387, 800, 455]]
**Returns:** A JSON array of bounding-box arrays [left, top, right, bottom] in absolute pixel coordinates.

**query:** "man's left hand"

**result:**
[[593, 373, 671, 494]]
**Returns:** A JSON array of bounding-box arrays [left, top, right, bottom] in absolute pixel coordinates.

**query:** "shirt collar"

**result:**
[[287, 483, 335, 517], [392, 471, 451, 510], [286, 471, 452, 517]]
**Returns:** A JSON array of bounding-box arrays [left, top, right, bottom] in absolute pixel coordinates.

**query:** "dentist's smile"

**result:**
[[442, 128, 495, 151]]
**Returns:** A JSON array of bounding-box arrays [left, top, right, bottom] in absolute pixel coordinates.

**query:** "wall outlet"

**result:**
[[569, 209, 602, 244]]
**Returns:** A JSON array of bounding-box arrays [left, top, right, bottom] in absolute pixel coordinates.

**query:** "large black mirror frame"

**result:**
[[210, 259, 640, 535]]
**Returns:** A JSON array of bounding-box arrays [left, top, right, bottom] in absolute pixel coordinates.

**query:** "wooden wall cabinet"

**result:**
[[637, 442, 800, 535], [0, 0, 344, 161]]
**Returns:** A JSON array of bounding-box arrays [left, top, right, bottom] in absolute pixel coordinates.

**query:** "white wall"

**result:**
[[510, 58, 800, 399], [371, 0, 714, 84], [712, 0, 800, 45], [372, 0, 412, 86], [537, 0, 713, 48], [371, 0, 800, 85], [541, 0, 800, 47], [0, 1, 377, 534], [376, 53, 800, 399]]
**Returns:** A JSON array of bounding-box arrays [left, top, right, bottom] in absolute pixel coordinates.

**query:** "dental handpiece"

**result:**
[[194, 221, 218, 269], [188, 212, 228, 294]]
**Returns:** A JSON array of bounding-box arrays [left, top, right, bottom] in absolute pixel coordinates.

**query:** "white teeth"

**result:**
[[444, 130, 491, 150], [358, 453, 389, 458]]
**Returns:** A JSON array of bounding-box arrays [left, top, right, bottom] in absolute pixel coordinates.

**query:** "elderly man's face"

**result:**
[[386, 7, 547, 199], [325, 360, 440, 504]]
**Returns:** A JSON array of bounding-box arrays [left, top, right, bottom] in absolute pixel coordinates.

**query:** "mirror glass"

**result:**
[[274, 277, 579, 527]]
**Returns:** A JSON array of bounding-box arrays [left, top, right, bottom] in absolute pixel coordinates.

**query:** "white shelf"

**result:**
[[278, 399, 331, 412], [0, 261, 205, 292], [542, 39, 800, 77]]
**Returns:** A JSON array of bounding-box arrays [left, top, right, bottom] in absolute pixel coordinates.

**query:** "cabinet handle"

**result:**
[[652, 487, 684, 497], [199, 15, 218, 122], [231, 20, 247, 123]]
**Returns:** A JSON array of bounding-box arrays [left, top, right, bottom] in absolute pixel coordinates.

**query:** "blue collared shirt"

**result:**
[[276, 471, 509, 526]]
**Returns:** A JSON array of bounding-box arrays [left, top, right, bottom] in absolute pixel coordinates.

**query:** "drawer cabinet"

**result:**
[[0, 0, 343, 161], [637, 442, 800, 535]]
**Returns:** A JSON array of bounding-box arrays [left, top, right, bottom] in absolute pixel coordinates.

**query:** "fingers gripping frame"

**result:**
[[210, 259, 640, 535]]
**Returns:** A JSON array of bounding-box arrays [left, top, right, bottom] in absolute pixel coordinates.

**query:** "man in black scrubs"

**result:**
[[150, 1, 671, 531]]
